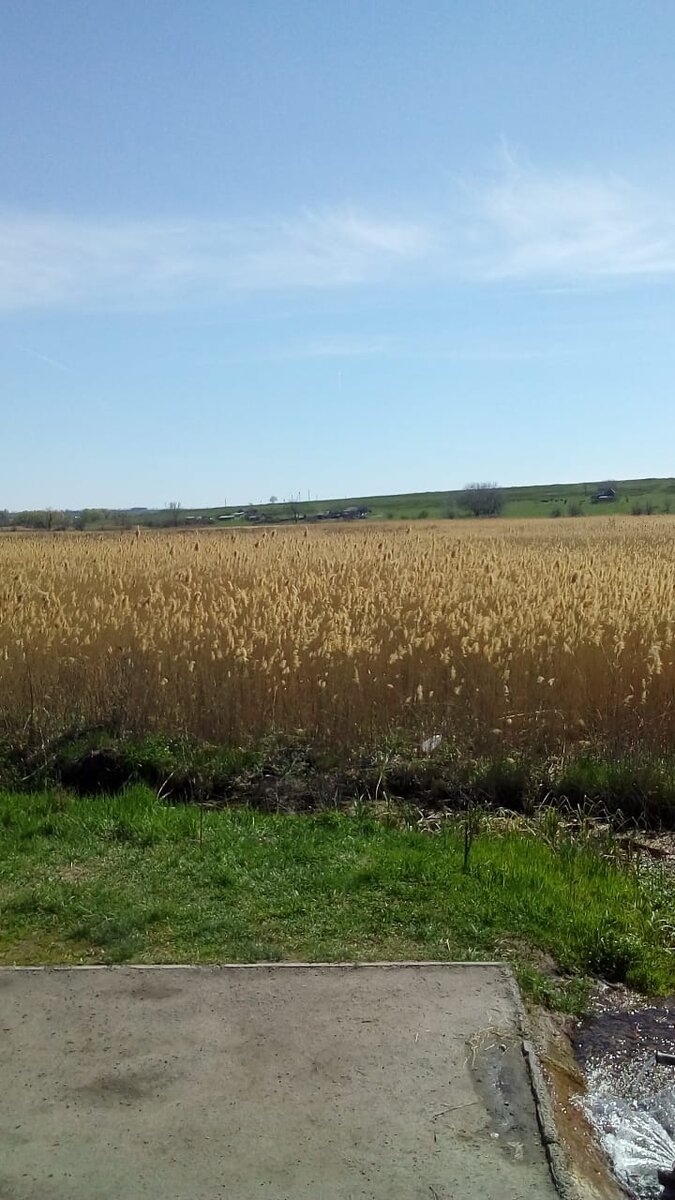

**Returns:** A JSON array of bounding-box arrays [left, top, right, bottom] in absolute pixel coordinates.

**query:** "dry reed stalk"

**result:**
[[0, 517, 674, 750]]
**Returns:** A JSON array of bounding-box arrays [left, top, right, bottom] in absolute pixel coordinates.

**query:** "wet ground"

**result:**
[[525, 1004, 625, 1200]]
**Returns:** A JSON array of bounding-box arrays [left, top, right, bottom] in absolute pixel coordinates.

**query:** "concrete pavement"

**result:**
[[0, 963, 558, 1200]]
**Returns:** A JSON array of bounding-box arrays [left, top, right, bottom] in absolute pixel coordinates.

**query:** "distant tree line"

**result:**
[[0, 508, 138, 531]]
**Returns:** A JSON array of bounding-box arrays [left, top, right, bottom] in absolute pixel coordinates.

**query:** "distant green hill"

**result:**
[[171, 476, 675, 525], [7, 478, 674, 531]]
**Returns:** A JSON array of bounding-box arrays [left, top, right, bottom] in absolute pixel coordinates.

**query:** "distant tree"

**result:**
[[166, 500, 182, 527], [16, 510, 48, 529], [460, 482, 504, 517], [269, 495, 278, 504], [75, 508, 106, 530], [51, 511, 73, 531]]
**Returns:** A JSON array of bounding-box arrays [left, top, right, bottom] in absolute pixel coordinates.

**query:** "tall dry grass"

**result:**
[[2, 517, 675, 751]]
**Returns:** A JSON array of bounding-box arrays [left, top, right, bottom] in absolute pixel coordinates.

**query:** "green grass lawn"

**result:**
[[1, 787, 672, 1013]]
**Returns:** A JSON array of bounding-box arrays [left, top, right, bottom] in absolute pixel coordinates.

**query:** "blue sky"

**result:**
[[2, 0, 675, 508]]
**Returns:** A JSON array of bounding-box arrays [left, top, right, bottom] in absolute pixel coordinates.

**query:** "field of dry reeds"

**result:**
[[2, 517, 674, 752]]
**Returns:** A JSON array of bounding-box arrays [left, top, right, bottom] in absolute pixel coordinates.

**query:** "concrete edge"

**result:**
[[521, 1039, 582, 1200], [500, 971, 584, 1200], [0, 960, 508, 971], [497, 969, 576, 1195]]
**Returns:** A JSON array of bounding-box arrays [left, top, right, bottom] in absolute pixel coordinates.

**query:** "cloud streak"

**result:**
[[469, 160, 675, 281], [3, 156, 675, 312], [0, 208, 433, 313]]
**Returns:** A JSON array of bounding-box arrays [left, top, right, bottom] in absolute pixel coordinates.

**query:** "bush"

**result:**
[[460, 483, 504, 517]]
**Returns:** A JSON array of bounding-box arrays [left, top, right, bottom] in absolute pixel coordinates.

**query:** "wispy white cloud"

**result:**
[[466, 153, 675, 281], [416, 344, 563, 362], [280, 334, 389, 359], [0, 208, 433, 313], [4, 155, 675, 313], [14, 344, 72, 371], [192, 334, 390, 366]]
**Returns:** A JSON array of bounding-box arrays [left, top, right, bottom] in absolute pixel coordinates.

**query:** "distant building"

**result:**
[[591, 487, 617, 503], [321, 506, 370, 521]]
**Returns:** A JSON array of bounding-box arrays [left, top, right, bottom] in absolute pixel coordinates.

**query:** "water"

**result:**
[[574, 1002, 675, 1199], [583, 1076, 675, 1198]]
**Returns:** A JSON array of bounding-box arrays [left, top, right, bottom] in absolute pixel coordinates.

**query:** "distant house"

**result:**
[[316, 507, 369, 521], [591, 486, 617, 503]]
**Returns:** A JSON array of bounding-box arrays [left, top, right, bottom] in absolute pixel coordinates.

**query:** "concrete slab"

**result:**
[[0, 964, 557, 1200]]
